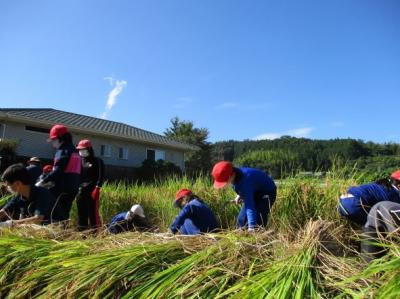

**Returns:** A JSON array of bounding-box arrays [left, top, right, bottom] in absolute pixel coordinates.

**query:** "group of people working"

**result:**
[[0, 123, 278, 236], [0, 123, 400, 261], [0, 124, 104, 231]]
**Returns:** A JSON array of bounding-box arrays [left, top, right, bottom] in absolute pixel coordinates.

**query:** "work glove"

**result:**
[[35, 180, 45, 187], [91, 186, 101, 201]]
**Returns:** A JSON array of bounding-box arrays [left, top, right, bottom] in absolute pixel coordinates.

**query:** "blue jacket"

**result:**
[[170, 199, 219, 235], [340, 183, 400, 224], [43, 142, 81, 195], [3, 186, 55, 224], [107, 211, 149, 234], [232, 167, 277, 229]]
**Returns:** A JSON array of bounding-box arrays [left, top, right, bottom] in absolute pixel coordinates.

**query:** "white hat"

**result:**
[[125, 204, 145, 220]]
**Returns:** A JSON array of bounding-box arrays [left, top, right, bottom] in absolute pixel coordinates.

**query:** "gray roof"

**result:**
[[0, 108, 198, 151]]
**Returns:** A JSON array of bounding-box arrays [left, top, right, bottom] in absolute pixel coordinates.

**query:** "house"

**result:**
[[0, 108, 197, 179]]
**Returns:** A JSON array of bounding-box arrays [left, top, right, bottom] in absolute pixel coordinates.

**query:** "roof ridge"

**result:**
[[0, 107, 197, 150]]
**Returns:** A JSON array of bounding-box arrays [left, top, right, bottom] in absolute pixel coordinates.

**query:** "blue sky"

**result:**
[[0, 0, 399, 143]]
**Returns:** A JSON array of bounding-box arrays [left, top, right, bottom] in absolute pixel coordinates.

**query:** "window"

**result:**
[[101, 145, 111, 157], [119, 147, 128, 160], [155, 150, 165, 161], [147, 149, 155, 162], [25, 126, 50, 134], [147, 149, 165, 162]]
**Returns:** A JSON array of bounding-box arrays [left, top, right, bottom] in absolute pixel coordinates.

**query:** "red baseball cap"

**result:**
[[76, 139, 92, 149], [175, 188, 192, 201], [391, 170, 400, 181], [211, 161, 234, 189], [48, 124, 68, 141], [43, 164, 53, 173]]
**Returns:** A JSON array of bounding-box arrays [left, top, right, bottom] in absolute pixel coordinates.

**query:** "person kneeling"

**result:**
[[0, 164, 56, 227], [170, 189, 219, 235], [107, 204, 148, 234]]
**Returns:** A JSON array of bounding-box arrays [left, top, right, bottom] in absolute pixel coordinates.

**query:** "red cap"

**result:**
[[48, 124, 68, 141], [175, 188, 192, 201], [211, 161, 233, 189], [43, 164, 53, 173], [391, 170, 400, 181], [76, 139, 92, 149]]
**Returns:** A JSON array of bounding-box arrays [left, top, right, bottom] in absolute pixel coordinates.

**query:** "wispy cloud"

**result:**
[[173, 97, 193, 109], [215, 102, 239, 109], [253, 127, 314, 140], [100, 77, 127, 119]]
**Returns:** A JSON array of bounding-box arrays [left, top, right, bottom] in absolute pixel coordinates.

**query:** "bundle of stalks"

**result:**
[[1, 231, 215, 298], [336, 235, 400, 299], [127, 230, 276, 299], [0, 235, 54, 297], [215, 220, 335, 299]]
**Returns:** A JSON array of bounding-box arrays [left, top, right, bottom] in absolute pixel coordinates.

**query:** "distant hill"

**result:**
[[212, 136, 400, 179]]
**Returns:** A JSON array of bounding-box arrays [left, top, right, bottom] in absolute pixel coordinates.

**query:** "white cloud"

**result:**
[[253, 127, 314, 140], [286, 127, 313, 137], [100, 77, 127, 119], [215, 102, 239, 109]]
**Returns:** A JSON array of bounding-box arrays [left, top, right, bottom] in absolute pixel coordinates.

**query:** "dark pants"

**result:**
[[237, 192, 276, 228], [361, 201, 400, 262], [50, 190, 77, 222], [76, 189, 101, 230]]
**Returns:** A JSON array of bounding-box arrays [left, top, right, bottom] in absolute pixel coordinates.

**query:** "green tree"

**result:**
[[164, 117, 212, 176]]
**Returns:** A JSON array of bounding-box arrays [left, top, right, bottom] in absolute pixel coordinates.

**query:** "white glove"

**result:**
[[35, 180, 45, 187]]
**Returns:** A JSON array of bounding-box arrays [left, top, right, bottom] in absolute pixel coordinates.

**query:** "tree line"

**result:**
[[165, 118, 400, 179]]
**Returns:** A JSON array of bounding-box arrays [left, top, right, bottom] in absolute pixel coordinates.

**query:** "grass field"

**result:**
[[0, 169, 398, 298]]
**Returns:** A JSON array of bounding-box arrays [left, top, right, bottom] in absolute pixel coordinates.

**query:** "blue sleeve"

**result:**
[[241, 185, 257, 228], [110, 212, 127, 224], [170, 205, 193, 234], [43, 149, 70, 183]]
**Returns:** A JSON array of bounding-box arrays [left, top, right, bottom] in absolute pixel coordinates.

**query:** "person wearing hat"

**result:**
[[0, 164, 57, 227], [170, 189, 219, 235], [75, 139, 104, 231], [211, 161, 277, 231], [107, 204, 148, 234], [26, 157, 42, 185], [38, 164, 53, 182], [338, 170, 400, 225], [36, 124, 81, 222]]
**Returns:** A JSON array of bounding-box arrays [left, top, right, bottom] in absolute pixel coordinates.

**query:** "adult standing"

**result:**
[[36, 124, 81, 222], [75, 139, 104, 231], [211, 161, 277, 231], [26, 157, 42, 184]]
